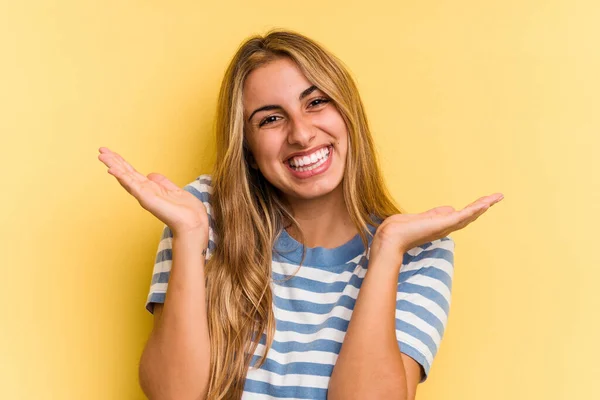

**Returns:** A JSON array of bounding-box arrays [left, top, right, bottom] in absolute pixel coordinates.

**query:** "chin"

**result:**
[[285, 174, 344, 201]]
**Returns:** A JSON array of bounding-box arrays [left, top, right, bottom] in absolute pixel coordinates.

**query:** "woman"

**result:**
[[98, 29, 503, 400]]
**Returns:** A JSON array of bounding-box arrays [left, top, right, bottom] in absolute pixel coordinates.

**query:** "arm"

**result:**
[[96, 149, 214, 399], [327, 252, 421, 400], [139, 229, 211, 400], [328, 192, 500, 399]]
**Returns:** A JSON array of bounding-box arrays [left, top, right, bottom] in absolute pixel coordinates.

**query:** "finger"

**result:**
[[107, 149, 136, 174], [436, 194, 503, 235], [147, 173, 181, 192], [466, 193, 504, 210], [100, 150, 148, 186], [101, 156, 150, 198], [455, 204, 489, 229], [442, 201, 488, 230], [108, 167, 138, 195], [98, 147, 136, 175]]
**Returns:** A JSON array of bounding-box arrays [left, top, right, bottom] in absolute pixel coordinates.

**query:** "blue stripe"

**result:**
[[273, 294, 357, 315], [154, 248, 172, 264], [272, 255, 366, 275], [160, 223, 217, 240], [396, 318, 438, 357], [396, 299, 445, 338], [249, 355, 334, 376], [161, 225, 173, 240], [153, 239, 215, 266], [257, 334, 343, 354], [273, 224, 376, 267], [276, 317, 349, 335], [399, 265, 453, 290], [398, 282, 450, 314], [151, 271, 169, 285], [184, 185, 212, 203], [195, 176, 212, 186], [145, 292, 165, 313], [271, 271, 364, 293], [403, 240, 454, 265]]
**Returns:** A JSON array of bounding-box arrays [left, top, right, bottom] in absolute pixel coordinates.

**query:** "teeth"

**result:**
[[289, 146, 330, 168], [289, 146, 331, 171]]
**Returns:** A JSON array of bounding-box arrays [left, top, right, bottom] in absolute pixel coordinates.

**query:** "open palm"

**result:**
[[370, 193, 504, 265], [97, 147, 209, 236]]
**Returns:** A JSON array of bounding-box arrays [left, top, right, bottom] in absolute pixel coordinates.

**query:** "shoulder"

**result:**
[[399, 236, 455, 283], [182, 174, 214, 201], [405, 236, 455, 261], [182, 174, 217, 248]]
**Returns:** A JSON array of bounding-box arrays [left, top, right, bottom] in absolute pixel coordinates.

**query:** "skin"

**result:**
[[98, 56, 504, 399], [243, 56, 358, 249]]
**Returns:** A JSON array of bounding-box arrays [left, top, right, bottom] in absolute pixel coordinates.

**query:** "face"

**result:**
[[243, 57, 348, 201]]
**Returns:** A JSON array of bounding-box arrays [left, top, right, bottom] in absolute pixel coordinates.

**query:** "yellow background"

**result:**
[[2, 1, 598, 399]]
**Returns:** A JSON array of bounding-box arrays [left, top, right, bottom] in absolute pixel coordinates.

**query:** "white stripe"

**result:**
[[397, 292, 449, 327], [274, 304, 352, 326], [272, 283, 360, 303], [152, 259, 172, 274], [401, 256, 454, 278], [242, 392, 304, 400], [271, 255, 365, 283], [404, 275, 451, 303], [245, 368, 330, 389], [252, 343, 338, 366], [271, 327, 346, 344], [157, 236, 173, 252], [151, 282, 168, 292], [188, 176, 214, 194], [406, 238, 455, 256], [396, 310, 441, 344]]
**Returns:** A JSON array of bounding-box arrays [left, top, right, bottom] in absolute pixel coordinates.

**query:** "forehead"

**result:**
[[243, 58, 313, 107]]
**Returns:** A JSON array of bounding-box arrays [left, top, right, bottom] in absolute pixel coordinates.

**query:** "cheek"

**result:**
[[326, 110, 348, 140], [251, 141, 282, 167]]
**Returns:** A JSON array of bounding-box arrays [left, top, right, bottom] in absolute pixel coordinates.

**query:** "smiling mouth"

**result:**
[[286, 145, 333, 172]]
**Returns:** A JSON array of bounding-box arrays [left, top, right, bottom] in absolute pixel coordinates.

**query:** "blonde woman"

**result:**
[[98, 29, 503, 400]]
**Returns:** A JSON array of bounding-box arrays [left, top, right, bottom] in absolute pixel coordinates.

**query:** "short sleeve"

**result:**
[[395, 236, 455, 383], [144, 174, 216, 314]]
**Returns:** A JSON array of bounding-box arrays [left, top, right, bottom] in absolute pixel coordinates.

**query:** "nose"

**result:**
[[287, 115, 315, 147]]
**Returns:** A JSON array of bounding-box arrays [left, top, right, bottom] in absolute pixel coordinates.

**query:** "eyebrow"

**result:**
[[247, 85, 319, 122]]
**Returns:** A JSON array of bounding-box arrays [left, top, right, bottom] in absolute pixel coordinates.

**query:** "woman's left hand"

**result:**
[[369, 193, 504, 267]]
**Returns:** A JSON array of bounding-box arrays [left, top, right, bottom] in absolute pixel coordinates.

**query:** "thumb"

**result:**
[[147, 173, 181, 192]]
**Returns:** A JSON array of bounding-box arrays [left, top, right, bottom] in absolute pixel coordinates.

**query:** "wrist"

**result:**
[[172, 227, 209, 246], [368, 247, 406, 273]]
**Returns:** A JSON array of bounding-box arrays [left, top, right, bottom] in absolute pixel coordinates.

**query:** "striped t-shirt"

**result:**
[[146, 174, 455, 399]]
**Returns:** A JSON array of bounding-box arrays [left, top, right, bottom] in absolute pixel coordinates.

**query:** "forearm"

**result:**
[[140, 230, 211, 400], [328, 255, 407, 400]]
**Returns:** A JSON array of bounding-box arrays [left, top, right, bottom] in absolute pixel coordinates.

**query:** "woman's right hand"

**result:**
[[97, 147, 209, 237]]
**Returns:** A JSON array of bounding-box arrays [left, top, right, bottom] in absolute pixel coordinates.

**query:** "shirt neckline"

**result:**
[[273, 222, 378, 267]]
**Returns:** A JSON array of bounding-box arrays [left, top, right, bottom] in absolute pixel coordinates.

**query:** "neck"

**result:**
[[284, 183, 359, 249]]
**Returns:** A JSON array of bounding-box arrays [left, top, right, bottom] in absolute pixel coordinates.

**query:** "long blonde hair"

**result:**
[[204, 28, 404, 399]]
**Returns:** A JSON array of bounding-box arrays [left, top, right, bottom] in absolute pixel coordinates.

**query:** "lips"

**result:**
[[284, 145, 334, 179]]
